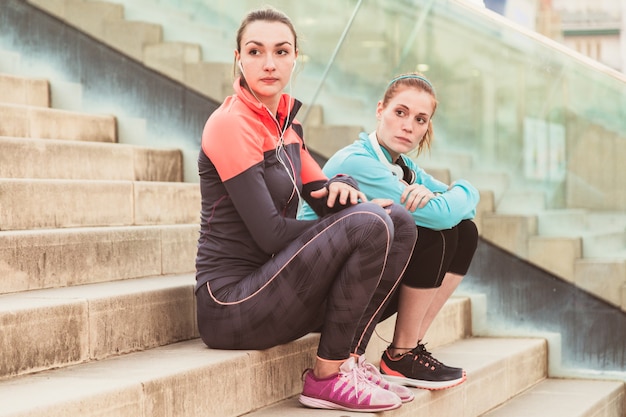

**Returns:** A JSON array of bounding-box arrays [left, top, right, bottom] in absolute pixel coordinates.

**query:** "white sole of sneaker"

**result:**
[[381, 373, 467, 390], [298, 394, 402, 412]]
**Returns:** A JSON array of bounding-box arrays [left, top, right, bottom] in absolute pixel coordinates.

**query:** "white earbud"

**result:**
[[292, 60, 297, 70], [238, 61, 244, 74]]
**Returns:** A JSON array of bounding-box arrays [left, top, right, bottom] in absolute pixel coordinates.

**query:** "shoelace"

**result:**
[[359, 359, 389, 388], [413, 343, 446, 367], [343, 361, 380, 402], [397, 346, 437, 371]]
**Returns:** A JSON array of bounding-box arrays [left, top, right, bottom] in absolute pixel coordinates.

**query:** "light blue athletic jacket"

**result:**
[[299, 132, 480, 231]]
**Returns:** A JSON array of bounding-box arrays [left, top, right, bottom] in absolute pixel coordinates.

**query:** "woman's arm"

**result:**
[[324, 153, 479, 230]]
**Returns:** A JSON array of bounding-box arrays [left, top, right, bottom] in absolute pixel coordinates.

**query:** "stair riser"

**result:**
[[483, 378, 625, 417], [61, 0, 124, 39], [304, 125, 364, 159], [143, 43, 202, 82], [0, 277, 197, 380], [528, 237, 582, 283], [0, 298, 474, 416], [0, 180, 199, 230], [481, 214, 538, 259], [574, 260, 626, 308], [0, 104, 116, 142], [103, 20, 162, 63], [0, 336, 317, 417], [0, 225, 197, 294], [0, 74, 49, 107], [0, 137, 183, 182]]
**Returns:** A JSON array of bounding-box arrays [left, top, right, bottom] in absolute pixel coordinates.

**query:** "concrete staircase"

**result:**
[[22, 0, 626, 312], [1, 69, 623, 417], [0, 3, 624, 416]]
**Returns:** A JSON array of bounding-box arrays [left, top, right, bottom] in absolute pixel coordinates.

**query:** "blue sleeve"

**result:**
[[298, 200, 318, 220], [324, 153, 480, 230]]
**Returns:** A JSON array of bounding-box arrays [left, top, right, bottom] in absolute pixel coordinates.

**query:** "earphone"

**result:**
[[237, 57, 301, 211]]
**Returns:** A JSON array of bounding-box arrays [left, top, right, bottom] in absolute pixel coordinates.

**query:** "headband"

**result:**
[[387, 74, 433, 89]]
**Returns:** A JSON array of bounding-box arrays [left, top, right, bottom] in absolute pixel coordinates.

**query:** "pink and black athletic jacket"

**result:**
[[196, 78, 357, 293]]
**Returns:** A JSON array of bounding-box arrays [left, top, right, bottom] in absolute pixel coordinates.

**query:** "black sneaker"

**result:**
[[379, 344, 466, 390], [415, 342, 465, 375]]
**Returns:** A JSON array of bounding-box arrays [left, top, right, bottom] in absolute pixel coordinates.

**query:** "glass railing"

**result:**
[[157, 0, 626, 213]]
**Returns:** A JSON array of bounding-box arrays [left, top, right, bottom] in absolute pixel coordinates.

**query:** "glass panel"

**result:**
[[157, 0, 626, 211]]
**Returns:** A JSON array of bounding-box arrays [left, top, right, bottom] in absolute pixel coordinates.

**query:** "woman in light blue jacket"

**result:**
[[301, 73, 479, 391]]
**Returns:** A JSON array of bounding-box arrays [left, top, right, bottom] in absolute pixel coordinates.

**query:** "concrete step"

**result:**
[[109, 0, 233, 62], [0, 103, 116, 142], [481, 213, 538, 259], [462, 171, 510, 204], [0, 273, 197, 380], [528, 235, 582, 282], [0, 72, 50, 107], [102, 19, 163, 63], [482, 378, 625, 417], [535, 209, 626, 258], [574, 258, 626, 308], [27, 0, 218, 94], [0, 296, 550, 417], [537, 209, 626, 236], [2, 53, 103, 113], [184, 61, 233, 101], [417, 149, 477, 175], [31, 0, 125, 39], [0, 335, 317, 417], [0, 136, 183, 181], [496, 189, 547, 214], [0, 179, 199, 231], [304, 125, 365, 159], [0, 284, 468, 383], [0, 224, 198, 294], [143, 41, 202, 82], [240, 337, 549, 417]]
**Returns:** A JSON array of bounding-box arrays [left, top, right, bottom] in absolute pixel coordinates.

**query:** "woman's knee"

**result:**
[[387, 203, 416, 229], [458, 219, 479, 251]]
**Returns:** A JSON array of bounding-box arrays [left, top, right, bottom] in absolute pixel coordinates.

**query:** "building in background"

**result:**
[[484, 0, 626, 73]]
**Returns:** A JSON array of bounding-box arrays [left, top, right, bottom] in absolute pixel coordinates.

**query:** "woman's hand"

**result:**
[[310, 182, 367, 208], [371, 198, 394, 214], [401, 184, 435, 211]]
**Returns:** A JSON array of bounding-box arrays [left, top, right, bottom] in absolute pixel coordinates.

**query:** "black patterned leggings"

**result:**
[[195, 202, 417, 360]]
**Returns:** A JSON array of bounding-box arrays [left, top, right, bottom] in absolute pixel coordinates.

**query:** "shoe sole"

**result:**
[[298, 395, 402, 412], [381, 372, 467, 391], [397, 393, 415, 403]]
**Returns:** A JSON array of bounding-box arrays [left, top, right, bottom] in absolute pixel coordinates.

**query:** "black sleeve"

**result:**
[[302, 174, 361, 217], [225, 162, 317, 255]]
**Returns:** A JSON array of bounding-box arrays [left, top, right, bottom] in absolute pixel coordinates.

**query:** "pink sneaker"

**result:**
[[357, 355, 415, 402], [299, 356, 402, 412]]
